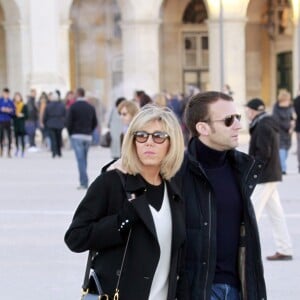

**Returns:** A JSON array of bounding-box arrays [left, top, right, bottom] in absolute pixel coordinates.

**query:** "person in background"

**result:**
[[175, 91, 266, 299], [0, 87, 15, 157], [43, 91, 66, 158], [66, 87, 98, 189], [13, 92, 27, 157], [25, 88, 39, 151], [293, 91, 300, 173], [65, 105, 186, 300], [38, 92, 50, 149], [65, 90, 76, 110], [118, 100, 139, 145], [246, 98, 293, 261], [108, 97, 125, 159], [272, 88, 296, 174]]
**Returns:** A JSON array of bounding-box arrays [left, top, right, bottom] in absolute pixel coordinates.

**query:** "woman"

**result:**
[[272, 89, 296, 174], [65, 105, 186, 300], [118, 100, 139, 145], [13, 92, 27, 157]]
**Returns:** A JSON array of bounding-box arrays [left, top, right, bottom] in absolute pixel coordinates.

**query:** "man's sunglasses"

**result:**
[[133, 131, 170, 144], [209, 114, 241, 127]]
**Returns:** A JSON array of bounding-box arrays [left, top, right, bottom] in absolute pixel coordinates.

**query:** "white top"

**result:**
[[149, 183, 172, 300]]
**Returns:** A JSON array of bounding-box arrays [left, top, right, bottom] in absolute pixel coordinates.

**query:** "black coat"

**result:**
[[293, 96, 300, 132], [173, 138, 267, 300], [43, 101, 66, 129], [272, 103, 294, 149], [65, 170, 186, 300], [248, 112, 282, 183]]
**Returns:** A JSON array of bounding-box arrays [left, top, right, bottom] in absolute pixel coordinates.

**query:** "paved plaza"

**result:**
[[0, 135, 299, 299]]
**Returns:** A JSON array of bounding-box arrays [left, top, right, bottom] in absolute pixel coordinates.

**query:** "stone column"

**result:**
[[293, 1, 300, 95], [3, 21, 29, 95], [28, 0, 67, 93], [121, 19, 161, 98]]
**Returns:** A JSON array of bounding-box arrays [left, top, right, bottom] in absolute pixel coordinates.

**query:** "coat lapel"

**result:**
[[125, 174, 157, 239]]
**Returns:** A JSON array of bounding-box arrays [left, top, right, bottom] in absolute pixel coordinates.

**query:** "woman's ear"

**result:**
[[195, 121, 210, 136]]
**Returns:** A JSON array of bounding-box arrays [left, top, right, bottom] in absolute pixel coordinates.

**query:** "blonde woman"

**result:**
[[65, 105, 186, 300]]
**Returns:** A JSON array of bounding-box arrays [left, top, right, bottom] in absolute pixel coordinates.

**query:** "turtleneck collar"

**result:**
[[195, 138, 228, 168]]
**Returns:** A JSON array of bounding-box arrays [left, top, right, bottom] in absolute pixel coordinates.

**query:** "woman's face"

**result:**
[[135, 120, 170, 171], [14, 94, 22, 102], [120, 107, 133, 125]]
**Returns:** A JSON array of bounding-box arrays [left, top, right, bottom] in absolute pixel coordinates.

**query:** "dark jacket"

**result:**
[[66, 99, 98, 135], [43, 101, 66, 129], [173, 137, 267, 300], [65, 170, 186, 300], [248, 112, 282, 183], [293, 96, 300, 132], [272, 102, 294, 149]]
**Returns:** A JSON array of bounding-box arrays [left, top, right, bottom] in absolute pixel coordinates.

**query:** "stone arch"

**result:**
[[160, 0, 209, 94], [246, 0, 294, 103], [0, 0, 21, 21], [68, 0, 123, 111]]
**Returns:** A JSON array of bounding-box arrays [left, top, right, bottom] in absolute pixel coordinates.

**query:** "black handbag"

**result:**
[[81, 230, 132, 300], [81, 171, 131, 300]]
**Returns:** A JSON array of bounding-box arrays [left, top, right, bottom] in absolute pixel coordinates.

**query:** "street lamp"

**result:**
[[219, 0, 224, 90]]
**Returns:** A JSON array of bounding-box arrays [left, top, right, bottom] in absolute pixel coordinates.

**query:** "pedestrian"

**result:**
[[108, 97, 125, 159], [246, 98, 293, 261], [117, 100, 139, 145], [13, 92, 27, 157], [293, 92, 300, 173], [25, 88, 39, 150], [176, 91, 266, 299], [0, 87, 15, 157], [66, 87, 98, 189], [65, 105, 186, 300], [43, 91, 66, 158], [272, 88, 295, 174]]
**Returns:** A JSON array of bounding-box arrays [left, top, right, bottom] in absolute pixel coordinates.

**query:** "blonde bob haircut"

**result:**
[[121, 104, 184, 180]]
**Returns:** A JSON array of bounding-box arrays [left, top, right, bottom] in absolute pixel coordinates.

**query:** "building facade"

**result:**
[[0, 0, 299, 111]]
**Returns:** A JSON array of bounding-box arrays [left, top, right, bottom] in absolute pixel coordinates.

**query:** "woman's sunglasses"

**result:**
[[133, 131, 170, 144], [209, 114, 241, 127]]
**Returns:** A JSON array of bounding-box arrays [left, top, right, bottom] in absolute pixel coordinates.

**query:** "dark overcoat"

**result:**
[[65, 170, 186, 300], [248, 112, 282, 183]]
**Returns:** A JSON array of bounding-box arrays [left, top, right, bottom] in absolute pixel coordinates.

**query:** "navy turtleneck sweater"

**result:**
[[196, 139, 243, 288]]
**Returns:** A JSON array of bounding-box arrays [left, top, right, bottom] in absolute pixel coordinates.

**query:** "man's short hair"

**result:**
[[184, 91, 233, 137], [3, 87, 10, 93], [246, 98, 265, 112], [76, 87, 85, 98]]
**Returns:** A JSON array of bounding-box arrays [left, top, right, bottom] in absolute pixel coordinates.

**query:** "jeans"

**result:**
[[25, 120, 37, 147], [0, 121, 12, 153], [279, 148, 288, 173], [71, 137, 91, 188], [211, 284, 240, 300]]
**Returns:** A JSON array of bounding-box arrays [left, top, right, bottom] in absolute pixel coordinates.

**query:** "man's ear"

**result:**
[[196, 121, 210, 136]]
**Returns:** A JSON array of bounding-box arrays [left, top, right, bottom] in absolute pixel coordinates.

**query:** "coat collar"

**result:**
[[123, 173, 185, 250]]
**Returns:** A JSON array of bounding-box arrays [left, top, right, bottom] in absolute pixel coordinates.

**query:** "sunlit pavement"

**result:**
[[0, 133, 299, 299]]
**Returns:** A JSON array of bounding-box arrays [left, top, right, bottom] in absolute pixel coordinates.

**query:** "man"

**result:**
[[66, 87, 98, 189], [246, 98, 293, 261], [176, 91, 266, 300], [0, 88, 15, 157]]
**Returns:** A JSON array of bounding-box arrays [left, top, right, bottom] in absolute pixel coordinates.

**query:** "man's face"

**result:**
[[245, 107, 257, 122], [2, 91, 9, 99], [199, 99, 242, 151]]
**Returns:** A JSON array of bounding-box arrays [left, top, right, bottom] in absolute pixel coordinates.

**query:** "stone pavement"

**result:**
[[0, 135, 299, 300]]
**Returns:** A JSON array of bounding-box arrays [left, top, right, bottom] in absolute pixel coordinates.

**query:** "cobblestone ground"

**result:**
[[0, 134, 299, 299]]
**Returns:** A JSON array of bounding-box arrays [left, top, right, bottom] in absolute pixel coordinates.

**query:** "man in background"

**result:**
[[66, 87, 98, 189], [0, 88, 15, 157], [246, 98, 293, 261]]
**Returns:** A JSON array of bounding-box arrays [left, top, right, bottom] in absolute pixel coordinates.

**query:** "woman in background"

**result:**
[[13, 92, 27, 157]]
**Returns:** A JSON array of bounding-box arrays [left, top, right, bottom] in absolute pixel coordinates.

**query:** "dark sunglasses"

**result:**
[[133, 131, 170, 144], [209, 114, 241, 127]]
